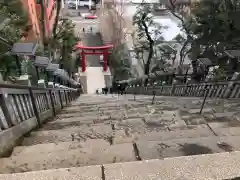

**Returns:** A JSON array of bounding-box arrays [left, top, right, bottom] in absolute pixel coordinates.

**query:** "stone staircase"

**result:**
[[0, 94, 240, 179]]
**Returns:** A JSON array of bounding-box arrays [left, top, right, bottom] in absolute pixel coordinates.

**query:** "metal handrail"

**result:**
[[0, 83, 78, 91]]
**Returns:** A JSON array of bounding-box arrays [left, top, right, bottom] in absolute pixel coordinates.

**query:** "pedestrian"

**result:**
[[83, 28, 85, 32], [90, 26, 92, 32], [104, 87, 108, 95]]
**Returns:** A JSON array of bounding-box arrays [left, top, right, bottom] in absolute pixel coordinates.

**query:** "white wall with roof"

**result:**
[[107, 0, 190, 77]]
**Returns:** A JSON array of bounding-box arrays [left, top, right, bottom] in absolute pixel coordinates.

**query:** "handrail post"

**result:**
[[49, 89, 56, 116], [152, 90, 156, 104], [58, 90, 63, 109], [200, 88, 209, 114], [160, 86, 163, 95], [29, 87, 41, 127], [66, 90, 70, 103], [64, 90, 68, 105], [170, 83, 176, 96], [0, 92, 14, 128], [69, 90, 72, 102]]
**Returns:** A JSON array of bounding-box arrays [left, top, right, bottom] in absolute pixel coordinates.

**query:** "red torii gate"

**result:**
[[75, 42, 113, 72]]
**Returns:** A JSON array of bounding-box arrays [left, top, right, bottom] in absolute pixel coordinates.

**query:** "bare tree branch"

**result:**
[[168, 0, 194, 64]]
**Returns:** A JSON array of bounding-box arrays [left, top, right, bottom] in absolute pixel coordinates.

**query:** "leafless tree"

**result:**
[[167, 0, 193, 64]]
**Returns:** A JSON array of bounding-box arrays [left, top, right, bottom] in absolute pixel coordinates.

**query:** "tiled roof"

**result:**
[[159, 0, 191, 4]]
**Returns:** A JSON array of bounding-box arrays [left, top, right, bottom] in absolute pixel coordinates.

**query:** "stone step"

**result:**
[[40, 117, 112, 130], [104, 151, 240, 180], [113, 125, 215, 144], [70, 100, 123, 105], [12, 139, 110, 156], [0, 166, 102, 180], [22, 125, 112, 145], [52, 114, 112, 123], [60, 104, 179, 114], [55, 108, 236, 126], [210, 126, 240, 136], [61, 103, 155, 113], [65, 102, 233, 119], [136, 135, 240, 160], [72, 97, 238, 122], [1, 151, 240, 179], [68, 101, 122, 108], [57, 109, 189, 122], [111, 112, 240, 134], [0, 143, 135, 174]]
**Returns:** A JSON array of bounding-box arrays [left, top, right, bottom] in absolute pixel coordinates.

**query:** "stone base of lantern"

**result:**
[[38, 79, 46, 88], [16, 75, 31, 86], [47, 82, 54, 88]]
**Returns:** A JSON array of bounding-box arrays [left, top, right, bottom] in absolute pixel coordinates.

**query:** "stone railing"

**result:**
[[125, 80, 240, 99], [0, 84, 80, 156]]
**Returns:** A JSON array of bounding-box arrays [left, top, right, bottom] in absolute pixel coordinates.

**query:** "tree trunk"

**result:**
[[141, 13, 154, 86], [52, 0, 61, 38], [40, 0, 46, 53], [144, 42, 154, 86], [168, 0, 193, 65], [61, 42, 70, 73], [179, 39, 189, 64], [52, 0, 61, 59]]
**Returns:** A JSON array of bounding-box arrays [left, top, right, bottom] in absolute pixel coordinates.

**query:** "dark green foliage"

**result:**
[[0, 55, 18, 80], [110, 44, 132, 81], [168, 0, 240, 79], [188, 0, 240, 77], [52, 18, 79, 75], [0, 0, 28, 79], [0, 0, 28, 27]]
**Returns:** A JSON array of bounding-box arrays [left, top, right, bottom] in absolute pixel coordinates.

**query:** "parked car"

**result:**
[[84, 15, 97, 19], [68, 3, 76, 9]]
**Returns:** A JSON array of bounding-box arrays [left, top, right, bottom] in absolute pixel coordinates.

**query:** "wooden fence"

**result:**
[[126, 81, 240, 99], [0, 84, 80, 156]]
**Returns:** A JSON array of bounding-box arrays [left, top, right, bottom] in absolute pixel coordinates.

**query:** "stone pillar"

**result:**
[[103, 51, 108, 72], [81, 51, 86, 72], [38, 79, 46, 88], [103, 67, 112, 90], [79, 67, 87, 93], [48, 82, 54, 88]]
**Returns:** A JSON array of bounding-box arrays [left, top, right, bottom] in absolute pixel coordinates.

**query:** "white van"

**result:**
[[79, 0, 95, 7], [66, 0, 95, 7]]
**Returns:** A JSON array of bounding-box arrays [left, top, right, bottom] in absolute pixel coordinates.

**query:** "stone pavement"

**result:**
[[0, 94, 240, 179]]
